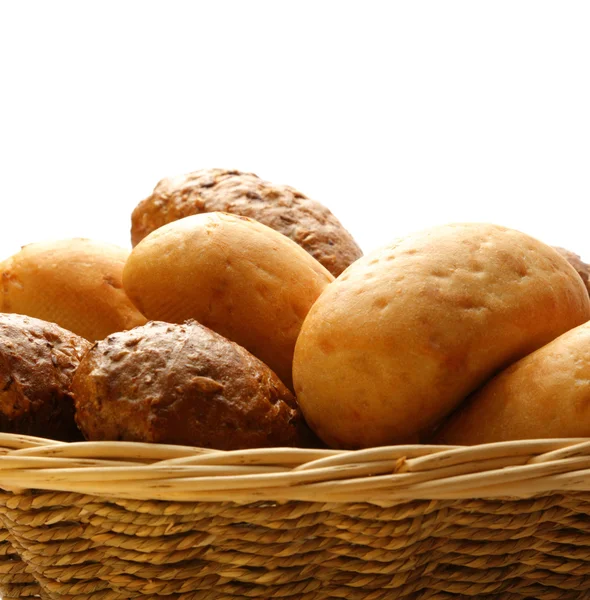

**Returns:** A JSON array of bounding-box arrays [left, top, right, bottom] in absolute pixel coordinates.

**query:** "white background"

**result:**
[[1, 1, 589, 262]]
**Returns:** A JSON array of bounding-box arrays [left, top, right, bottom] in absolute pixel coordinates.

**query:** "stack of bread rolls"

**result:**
[[1, 167, 589, 448]]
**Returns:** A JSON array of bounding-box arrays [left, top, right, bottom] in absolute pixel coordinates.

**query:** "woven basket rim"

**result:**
[[0, 434, 589, 504]]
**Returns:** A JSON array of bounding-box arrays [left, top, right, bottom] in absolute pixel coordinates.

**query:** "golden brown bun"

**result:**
[[72, 320, 307, 449], [123, 212, 334, 389], [1, 239, 147, 341], [0, 313, 91, 441], [293, 223, 590, 449], [131, 168, 363, 276], [553, 246, 590, 296], [433, 321, 590, 444]]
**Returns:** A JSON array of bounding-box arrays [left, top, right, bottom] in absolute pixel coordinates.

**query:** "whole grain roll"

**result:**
[[131, 168, 363, 276], [72, 320, 307, 450], [0, 313, 91, 441], [293, 223, 590, 449], [433, 321, 590, 444], [0, 239, 147, 341], [123, 212, 334, 390]]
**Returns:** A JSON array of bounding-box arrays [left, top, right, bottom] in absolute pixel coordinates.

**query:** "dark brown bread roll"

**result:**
[[553, 246, 590, 296], [0, 313, 91, 441], [71, 320, 308, 450], [130, 168, 363, 276]]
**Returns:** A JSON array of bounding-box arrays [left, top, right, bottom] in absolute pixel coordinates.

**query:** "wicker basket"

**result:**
[[0, 433, 589, 599]]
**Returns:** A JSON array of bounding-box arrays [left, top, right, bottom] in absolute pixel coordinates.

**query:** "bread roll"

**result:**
[[0, 313, 90, 441], [72, 320, 307, 449], [293, 223, 590, 449], [123, 212, 334, 389], [1, 239, 147, 341], [433, 321, 590, 444], [553, 246, 590, 297], [131, 168, 363, 276]]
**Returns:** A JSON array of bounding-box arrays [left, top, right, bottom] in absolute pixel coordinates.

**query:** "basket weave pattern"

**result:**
[[0, 434, 589, 599]]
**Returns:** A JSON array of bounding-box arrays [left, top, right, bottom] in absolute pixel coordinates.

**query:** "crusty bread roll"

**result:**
[[72, 320, 308, 449], [0, 313, 91, 441], [553, 246, 590, 296], [433, 321, 590, 444], [123, 212, 334, 389], [292, 223, 590, 449], [131, 168, 363, 276], [0, 239, 147, 341]]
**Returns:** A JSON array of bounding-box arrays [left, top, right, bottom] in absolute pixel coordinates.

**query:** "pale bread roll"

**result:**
[[0, 239, 147, 341], [123, 212, 334, 389], [553, 246, 590, 297], [293, 223, 590, 449], [433, 321, 590, 444]]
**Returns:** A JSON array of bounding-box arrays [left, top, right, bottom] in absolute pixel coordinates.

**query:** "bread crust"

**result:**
[[433, 321, 590, 444], [0, 313, 91, 441], [1, 239, 147, 341], [71, 320, 306, 449], [123, 212, 333, 390], [293, 223, 590, 449], [131, 168, 363, 276], [553, 246, 590, 296]]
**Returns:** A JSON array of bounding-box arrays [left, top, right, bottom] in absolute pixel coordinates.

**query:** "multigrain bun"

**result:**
[[0, 239, 147, 341], [131, 168, 363, 276], [123, 212, 334, 390], [293, 223, 590, 449], [553, 246, 590, 296], [433, 321, 590, 444], [72, 320, 307, 449], [0, 313, 91, 441]]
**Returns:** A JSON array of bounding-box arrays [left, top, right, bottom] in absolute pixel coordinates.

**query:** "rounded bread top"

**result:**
[[72, 320, 305, 450], [0, 238, 147, 340], [131, 168, 363, 276]]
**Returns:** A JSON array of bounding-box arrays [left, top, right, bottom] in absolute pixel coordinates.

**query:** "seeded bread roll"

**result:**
[[0, 313, 91, 441], [123, 212, 334, 390], [433, 321, 590, 444], [553, 246, 590, 296], [293, 223, 590, 449], [71, 320, 307, 449], [131, 168, 363, 276], [1, 239, 147, 341]]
